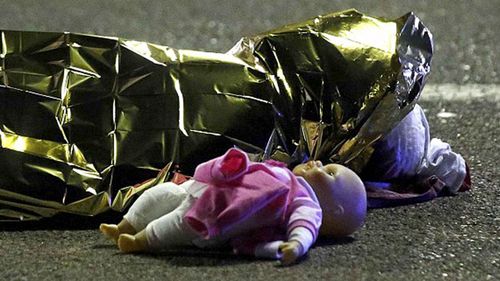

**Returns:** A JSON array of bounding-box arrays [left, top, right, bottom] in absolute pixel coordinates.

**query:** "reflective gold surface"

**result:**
[[0, 9, 432, 221]]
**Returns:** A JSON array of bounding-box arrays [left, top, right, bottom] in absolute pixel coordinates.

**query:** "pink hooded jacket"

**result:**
[[183, 148, 322, 256]]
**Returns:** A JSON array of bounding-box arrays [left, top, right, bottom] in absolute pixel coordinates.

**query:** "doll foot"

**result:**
[[100, 223, 120, 243], [118, 234, 148, 253]]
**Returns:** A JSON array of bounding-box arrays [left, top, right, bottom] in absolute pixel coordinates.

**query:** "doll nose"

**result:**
[[306, 161, 317, 168], [305, 160, 322, 170]]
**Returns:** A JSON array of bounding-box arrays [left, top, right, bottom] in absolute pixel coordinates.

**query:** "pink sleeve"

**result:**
[[286, 176, 322, 243], [193, 148, 249, 183]]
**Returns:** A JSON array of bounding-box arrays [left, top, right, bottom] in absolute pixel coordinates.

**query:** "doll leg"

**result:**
[[100, 182, 188, 242], [100, 221, 135, 243], [118, 194, 199, 253]]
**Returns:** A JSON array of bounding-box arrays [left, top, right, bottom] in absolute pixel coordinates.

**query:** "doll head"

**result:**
[[293, 161, 367, 238]]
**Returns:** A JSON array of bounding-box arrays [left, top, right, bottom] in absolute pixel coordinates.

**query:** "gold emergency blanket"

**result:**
[[0, 9, 433, 221]]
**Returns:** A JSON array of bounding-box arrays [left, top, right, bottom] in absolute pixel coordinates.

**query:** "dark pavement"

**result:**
[[0, 1, 499, 280]]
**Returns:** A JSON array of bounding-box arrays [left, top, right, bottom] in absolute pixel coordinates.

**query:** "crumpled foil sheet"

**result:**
[[0, 9, 432, 221]]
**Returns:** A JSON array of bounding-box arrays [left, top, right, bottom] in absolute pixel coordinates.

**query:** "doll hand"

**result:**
[[278, 241, 302, 266]]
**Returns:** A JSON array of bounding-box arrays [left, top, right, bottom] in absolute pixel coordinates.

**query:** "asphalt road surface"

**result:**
[[0, 1, 498, 280]]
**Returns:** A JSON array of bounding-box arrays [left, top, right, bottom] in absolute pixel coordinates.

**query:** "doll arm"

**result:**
[[231, 172, 321, 264], [231, 218, 319, 264], [256, 176, 322, 263], [274, 176, 322, 264], [245, 226, 313, 262], [286, 177, 322, 241], [193, 148, 249, 183], [278, 226, 315, 265], [231, 220, 316, 262]]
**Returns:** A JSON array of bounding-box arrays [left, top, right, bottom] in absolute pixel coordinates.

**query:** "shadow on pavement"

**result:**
[[0, 211, 122, 231]]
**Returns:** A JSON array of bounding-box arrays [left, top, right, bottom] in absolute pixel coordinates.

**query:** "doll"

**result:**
[[100, 148, 367, 265]]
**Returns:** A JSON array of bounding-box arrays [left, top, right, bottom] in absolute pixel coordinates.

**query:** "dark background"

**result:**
[[0, 0, 498, 85], [0, 1, 498, 280]]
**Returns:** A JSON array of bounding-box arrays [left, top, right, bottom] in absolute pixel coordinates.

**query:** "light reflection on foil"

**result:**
[[0, 9, 433, 221]]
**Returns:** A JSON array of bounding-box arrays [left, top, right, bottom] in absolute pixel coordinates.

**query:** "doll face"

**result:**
[[292, 160, 326, 181], [293, 161, 340, 200], [292, 161, 344, 235], [293, 161, 367, 237]]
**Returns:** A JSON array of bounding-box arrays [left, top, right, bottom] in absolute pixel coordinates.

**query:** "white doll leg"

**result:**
[[123, 182, 188, 232], [145, 194, 200, 250]]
